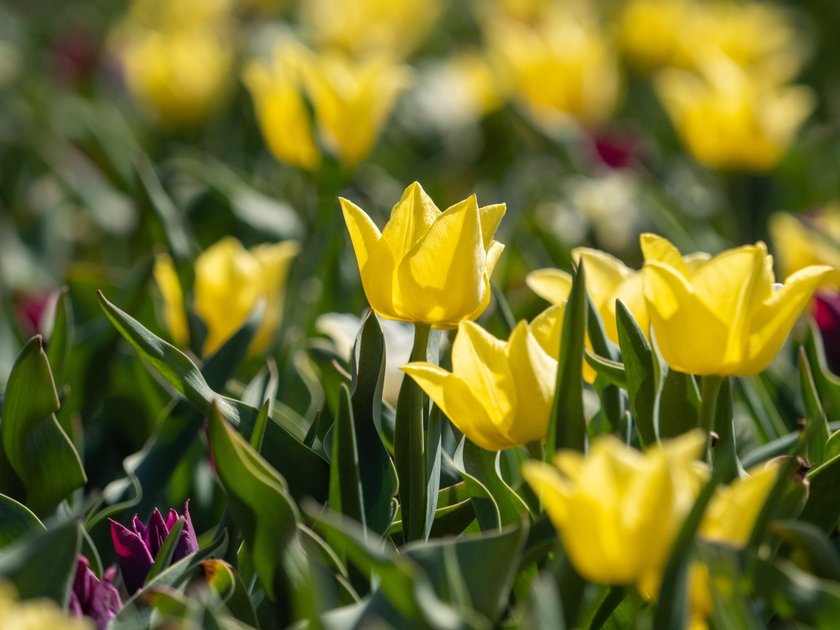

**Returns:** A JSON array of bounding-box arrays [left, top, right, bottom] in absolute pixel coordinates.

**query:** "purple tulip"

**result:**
[[814, 293, 840, 375], [69, 555, 122, 629], [109, 501, 199, 594]]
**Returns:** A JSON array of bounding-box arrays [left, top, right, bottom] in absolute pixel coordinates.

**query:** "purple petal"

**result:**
[[110, 518, 154, 594], [815, 293, 840, 375], [146, 508, 169, 559], [172, 500, 199, 562], [87, 573, 122, 630]]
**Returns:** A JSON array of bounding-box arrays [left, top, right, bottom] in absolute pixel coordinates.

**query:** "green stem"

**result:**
[[395, 322, 432, 542], [526, 441, 543, 461], [699, 375, 723, 463]]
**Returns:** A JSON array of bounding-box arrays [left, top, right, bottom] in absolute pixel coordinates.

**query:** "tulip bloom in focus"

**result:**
[[340, 182, 505, 328], [109, 502, 199, 594], [523, 431, 706, 590], [655, 60, 813, 172], [641, 234, 829, 376], [154, 237, 299, 356], [402, 310, 562, 451], [243, 42, 320, 171]]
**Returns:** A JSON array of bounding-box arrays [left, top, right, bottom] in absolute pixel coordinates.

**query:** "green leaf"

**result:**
[[710, 378, 743, 483], [328, 384, 365, 526], [46, 287, 72, 386], [585, 294, 625, 432], [0, 493, 45, 549], [200, 559, 259, 627], [305, 505, 461, 628], [208, 403, 303, 609], [800, 450, 840, 533], [403, 522, 528, 622], [98, 291, 329, 502], [547, 262, 587, 456], [0, 518, 81, 605], [657, 368, 700, 439], [616, 300, 658, 448], [752, 557, 840, 626], [583, 351, 627, 389], [0, 336, 86, 514], [460, 440, 531, 529], [769, 520, 840, 581], [799, 347, 830, 466], [349, 311, 397, 534]]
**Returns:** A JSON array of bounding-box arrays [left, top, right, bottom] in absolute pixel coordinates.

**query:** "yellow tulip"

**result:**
[[618, 0, 696, 70], [0, 582, 92, 630], [484, 5, 621, 128], [402, 311, 563, 451], [527, 247, 649, 344], [155, 237, 299, 356], [243, 43, 321, 171], [300, 0, 442, 59], [300, 51, 411, 166], [641, 233, 830, 375], [340, 182, 505, 328], [523, 431, 706, 588], [153, 253, 190, 347], [769, 208, 840, 289], [655, 59, 814, 172], [690, 464, 779, 626], [115, 26, 233, 127]]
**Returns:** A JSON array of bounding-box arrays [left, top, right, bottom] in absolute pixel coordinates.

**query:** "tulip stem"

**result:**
[[395, 322, 432, 542], [699, 375, 723, 462], [526, 441, 544, 460]]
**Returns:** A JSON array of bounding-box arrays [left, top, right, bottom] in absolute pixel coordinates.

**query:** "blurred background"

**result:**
[[2, 0, 840, 530]]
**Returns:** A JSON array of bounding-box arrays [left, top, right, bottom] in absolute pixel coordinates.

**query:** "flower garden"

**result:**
[[2, 0, 840, 628]]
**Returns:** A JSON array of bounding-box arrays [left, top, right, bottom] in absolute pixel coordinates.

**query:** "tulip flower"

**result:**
[[109, 502, 199, 594], [484, 5, 621, 129], [690, 464, 779, 626], [69, 556, 122, 630], [0, 582, 92, 630], [522, 431, 706, 589], [402, 310, 562, 452], [655, 59, 813, 172], [340, 182, 505, 328], [300, 0, 442, 59], [528, 248, 649, 344], [243, 42, 320, 171], [300, 51, 411, 166], [154, 237, 299, 356], [769, 209, 840, 289], [641, 233, 829, 376]]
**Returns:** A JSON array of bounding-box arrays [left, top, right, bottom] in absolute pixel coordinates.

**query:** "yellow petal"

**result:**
[[701, 463, 779, 546], [640, 233, 687, 275], [526, 268, 573, 305], [743, 264, 830, 375], [249, 241, 300, 353], [340, 197, 399, 320], [450, 321, 513, 423], [478, 202, 506, 251], [528, 303, 566, 359], [643, 261, 730, 374], [609, 272, 648, 342], [501, 322, 557, 445], [380, 182, 440, 260], [521, 460, 573, 527], [396, 195, 487, 324], [572, 247, 632, 311]]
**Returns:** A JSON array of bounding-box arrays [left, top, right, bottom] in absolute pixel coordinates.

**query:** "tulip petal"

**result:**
[[380, 181, 440, 258], [451, 321, 514, 421], [401, 363, 506, 451], [340, 197, 399, 319], [643, 261, 730, 374], [528, 303, 566, 359], [744, 265, 830, 375], [484, 240, 505, 280], [572, 247, 631, 311], [110, 519, 154, 594], [526, 268, 573, 305], [521, 461, 573, 526], [640, 233, 688, 274], [396, 195, 486, 324], [477, 202, 506, 250], [502, 323, 557, 445]]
